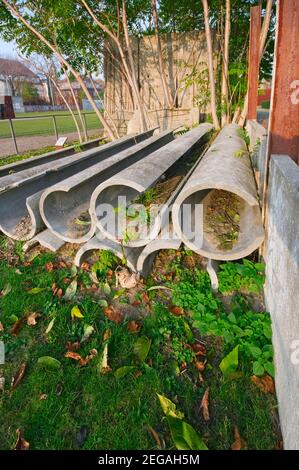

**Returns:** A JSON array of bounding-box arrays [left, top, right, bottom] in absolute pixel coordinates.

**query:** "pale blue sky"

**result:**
[[0, 39, 18, 58]]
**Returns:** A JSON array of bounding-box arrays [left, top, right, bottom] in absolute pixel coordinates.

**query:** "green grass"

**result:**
[[0, 240, 279, 450], [0, 110, 103, 139]]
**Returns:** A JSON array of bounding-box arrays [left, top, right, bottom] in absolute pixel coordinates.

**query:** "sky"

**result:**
[[0, 39, 18, 58]]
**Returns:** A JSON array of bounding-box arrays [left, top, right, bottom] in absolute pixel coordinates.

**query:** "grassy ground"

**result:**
[[0, 236, 280, 450], [0, 111, 103, 139]]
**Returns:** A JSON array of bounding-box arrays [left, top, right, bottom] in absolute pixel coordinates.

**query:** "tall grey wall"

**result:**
[[264, 155, 299, 449]]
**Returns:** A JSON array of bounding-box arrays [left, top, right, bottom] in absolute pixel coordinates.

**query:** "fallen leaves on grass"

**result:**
[[45, 317, 56, 334], [195, 360, 206, 372], [199, 388, 210, 421], [37, 356, 61, 370], [45, 262, 54, 272], [169, 305, 184, 316], [0, 283, 12, 297], [115, 268, 139, 289], [128, 320, 141, 333], [26, 312, 41, 326], [251, 374, 275, 394], [103, 305, 123, 324], [192, 343, 206, 356], [51, 283, 63, 298], [11, 362, 27, 389], [15, 429, 29, 450], [147, 425, 163, 449], [11, 318, 24, 336], [71, 305, 84, 320], [80, 325, 94, 343], [65, 349, 97, 366], [66, 341, 80, 352], [39, 394, 48, 400], [64, 279, 77, 301], [231, 426, 247, 450], [0, 321, 4, 332], [27, 287, 46, 294], [100, 343, 112, 373]]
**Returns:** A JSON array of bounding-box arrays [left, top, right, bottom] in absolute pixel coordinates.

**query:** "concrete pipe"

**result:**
[[0, 130, 155, 241], [172, 124, 264, 261], [136, 237, 181, 278], [0, 136, 106, 179], [23, 228, 65, 253], [74, 234, 143, 271], [91, 123, 213, 248], [39, 130, 174, 244]]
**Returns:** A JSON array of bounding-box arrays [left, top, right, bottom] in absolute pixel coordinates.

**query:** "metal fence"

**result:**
[[0, 111, 103, 156]]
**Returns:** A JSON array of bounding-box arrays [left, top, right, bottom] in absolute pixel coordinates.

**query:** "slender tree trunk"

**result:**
[[81, 0, 149, 132], [151, 0, 172, 108], [121, 0, 148, 131], [221, 0, 230, 126], [238, 0, 273, 126], [50, 77, 83, 143], [201, 0, 220, 129], [89, 75, 119, 138], [1, 0, 116, 140], [62, 67, 88, 141]]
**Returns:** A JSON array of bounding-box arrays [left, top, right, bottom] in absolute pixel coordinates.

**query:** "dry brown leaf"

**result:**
[[11, 362, 27, 390], [131, 300, 141, 307], [195, 360, 206, 371], [66, 341, 80, 352], [115, 268, 139, 289], [169, 305, 184, 316], [128, 320, 141, 333], [0, 321, 4, 332], [15, 429, 29, 450], [103, 306, 123, 324], [11, 318, 24, 336], [147, 425, 162, 449], [199, 387, 210, 421], [134, 370, 143, 379], [63, 278, 71, 284], [251, 374, 275, 394], [56, 288, 63, 298], [103, 329, 111, 342], [80, 262, 90, 272], [85, 348, 98, 364], [45, 262, 54, 272], [65, 349, 97, 366], [39, 394, 48, 400], [192, 342, 206, 356], [26, 312, 41, 326], [59, 261, 67, 268], [141, 291, 150, 304], [231, 426, 246, 450]]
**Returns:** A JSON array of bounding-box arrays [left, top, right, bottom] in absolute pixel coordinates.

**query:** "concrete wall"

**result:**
[[264, 155, 299, 450], [104, 31, 212, 134]]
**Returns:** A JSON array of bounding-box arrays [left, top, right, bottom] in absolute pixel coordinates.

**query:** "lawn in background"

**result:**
[[0, 110, 103, 139]]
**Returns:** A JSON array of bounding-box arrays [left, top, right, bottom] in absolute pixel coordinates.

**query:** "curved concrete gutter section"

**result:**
[[136, 238, 181, 277], [0, 136, 106, 178], [91, 123, 213, 247], [23, 229, 65, 253], [74, 235, 143, 272], [0, 130, 155, 241], [172, 124, 264, 261], [40, 130, 174, 244]]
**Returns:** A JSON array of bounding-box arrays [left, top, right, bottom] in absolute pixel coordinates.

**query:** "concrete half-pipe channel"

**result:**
[[0, 129, 156, 241], [39, 130, 174, 244]]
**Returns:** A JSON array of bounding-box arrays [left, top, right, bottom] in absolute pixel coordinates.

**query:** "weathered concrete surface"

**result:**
[[23, 229, 65, 253], [136, 237, 181, 278], [74, 234, 142, 271], [91, 123, 213, 247], [246, 119, 268, 201], [264, 155, 299, 450], [40, 130, 174, 244], [172, 124, 264, 260], [0, 136, 105, 178], [0, 130, 155, 240]]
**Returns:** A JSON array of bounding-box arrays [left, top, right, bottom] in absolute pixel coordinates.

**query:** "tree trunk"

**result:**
[[201, 0, 220, 130], [63, 67, 88, 141], [221, 0, 231, 126], [238, 0, 273, 126], [89, 75, 119, 138], [1, 0, 117, 140], [151, 0, 172, 108], [81, 0, 149, 132]]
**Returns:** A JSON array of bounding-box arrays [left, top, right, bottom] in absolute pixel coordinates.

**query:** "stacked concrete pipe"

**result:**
[[39, 130, 174, 244], [172, 123, 264, 260], [91, 123, 213, 248], [0, 129, 156, 241]]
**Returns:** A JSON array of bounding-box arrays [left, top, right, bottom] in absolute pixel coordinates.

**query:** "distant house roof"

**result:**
[[0, 58, 38, 80], [58, 77, 104, 91]]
